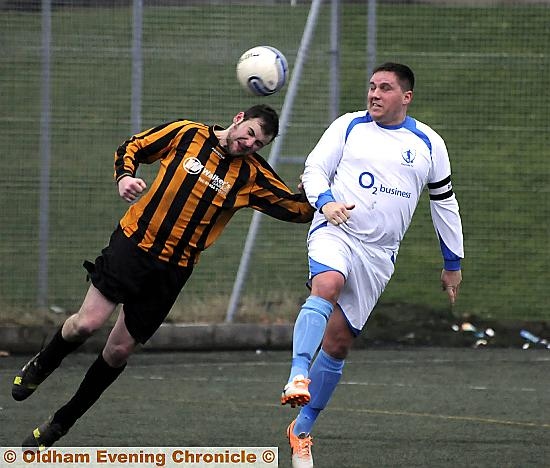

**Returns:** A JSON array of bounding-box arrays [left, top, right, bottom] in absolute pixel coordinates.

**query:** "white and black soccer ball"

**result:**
[[236, 46, 289, 96]]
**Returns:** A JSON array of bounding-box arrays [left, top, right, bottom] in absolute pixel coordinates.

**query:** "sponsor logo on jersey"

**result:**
[[359, 171, 411, 199], [379, 184, 411, 198], [183, 157, 231, 195], [183, 157, 203, 174]]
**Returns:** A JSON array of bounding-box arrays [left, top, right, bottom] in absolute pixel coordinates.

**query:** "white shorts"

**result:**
[[307, 224, 395, 334]]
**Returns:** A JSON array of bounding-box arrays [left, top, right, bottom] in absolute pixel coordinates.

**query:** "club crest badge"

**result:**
[[402, 148, 416, 165]]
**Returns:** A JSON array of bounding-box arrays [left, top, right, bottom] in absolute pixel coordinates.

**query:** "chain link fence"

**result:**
[[1, 0, 549, 325]]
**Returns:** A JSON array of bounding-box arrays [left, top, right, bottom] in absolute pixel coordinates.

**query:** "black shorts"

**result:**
[[83, 225, 193, 344]]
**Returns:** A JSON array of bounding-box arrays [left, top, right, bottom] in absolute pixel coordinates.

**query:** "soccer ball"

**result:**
[[236, 46, 289, 96]]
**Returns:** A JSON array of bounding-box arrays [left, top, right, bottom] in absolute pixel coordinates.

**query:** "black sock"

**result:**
[[52, 354, 126, 429], [38, 327, 84, 373]]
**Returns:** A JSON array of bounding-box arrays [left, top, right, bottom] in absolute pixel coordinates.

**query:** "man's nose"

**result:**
[[244, 137, 256, 148]]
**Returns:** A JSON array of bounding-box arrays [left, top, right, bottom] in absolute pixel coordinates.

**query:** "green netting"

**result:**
[[1, 0, 548, 324]]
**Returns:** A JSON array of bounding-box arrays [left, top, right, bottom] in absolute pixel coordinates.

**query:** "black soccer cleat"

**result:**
[[22, 418, 68, 451], [12, 352, 53, 401]]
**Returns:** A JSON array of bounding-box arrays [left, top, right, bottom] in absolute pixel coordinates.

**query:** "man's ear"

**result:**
[[233, 111, 245, 125]]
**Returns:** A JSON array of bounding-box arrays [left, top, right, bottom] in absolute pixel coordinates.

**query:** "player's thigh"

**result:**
[[103, 309, 137, 366], [67, 284, 118, 337], [308, 226, 353, 270], [123, 264, 192, 344], [340, 244, 395, 332]]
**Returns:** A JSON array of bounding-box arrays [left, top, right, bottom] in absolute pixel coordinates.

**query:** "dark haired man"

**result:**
[[13, 104, 314, 449], [281, 64, 464, 468]]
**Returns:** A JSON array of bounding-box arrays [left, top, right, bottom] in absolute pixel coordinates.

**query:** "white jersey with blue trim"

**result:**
[[302, 110, 464, 268]]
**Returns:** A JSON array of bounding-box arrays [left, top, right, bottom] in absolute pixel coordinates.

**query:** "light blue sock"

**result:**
[[294, 349, 344, 435], [289, 296, 333, 382]]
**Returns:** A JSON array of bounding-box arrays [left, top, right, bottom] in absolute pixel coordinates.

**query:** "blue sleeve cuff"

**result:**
[[439, 234, 462, 271], [315, 190, 336, 211], [444, 259, 461, 271]]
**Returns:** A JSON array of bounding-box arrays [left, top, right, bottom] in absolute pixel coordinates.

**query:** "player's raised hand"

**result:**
[[296, 174, 309, 201], [321, 201, 355, 226], [118, 176, 147, 203], [441, 269, 462, 305], [297, 173, 305, 192]]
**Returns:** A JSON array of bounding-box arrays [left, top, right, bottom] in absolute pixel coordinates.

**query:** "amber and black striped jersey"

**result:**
[[114, 119, 314, 267]]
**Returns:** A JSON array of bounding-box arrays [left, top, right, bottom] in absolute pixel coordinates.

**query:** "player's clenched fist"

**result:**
[[118, 176, 147, 203], [321, 201, 355, 226]]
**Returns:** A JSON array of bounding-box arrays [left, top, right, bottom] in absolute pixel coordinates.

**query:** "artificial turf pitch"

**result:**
[[1, 348, 548, 467]]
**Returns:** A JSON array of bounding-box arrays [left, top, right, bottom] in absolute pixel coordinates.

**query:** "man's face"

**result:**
[[367, 71, 412, 126], [225, 114, 272, 156]]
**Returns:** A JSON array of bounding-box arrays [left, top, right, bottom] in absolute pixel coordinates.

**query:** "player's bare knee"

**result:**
[[324, 342, 350, 360], [63, 313, 99, 340], [312, 282, 343, 304], [323, 332, 353, 359], [103, 342, 134, 367], [311, 285, 339, 304]]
